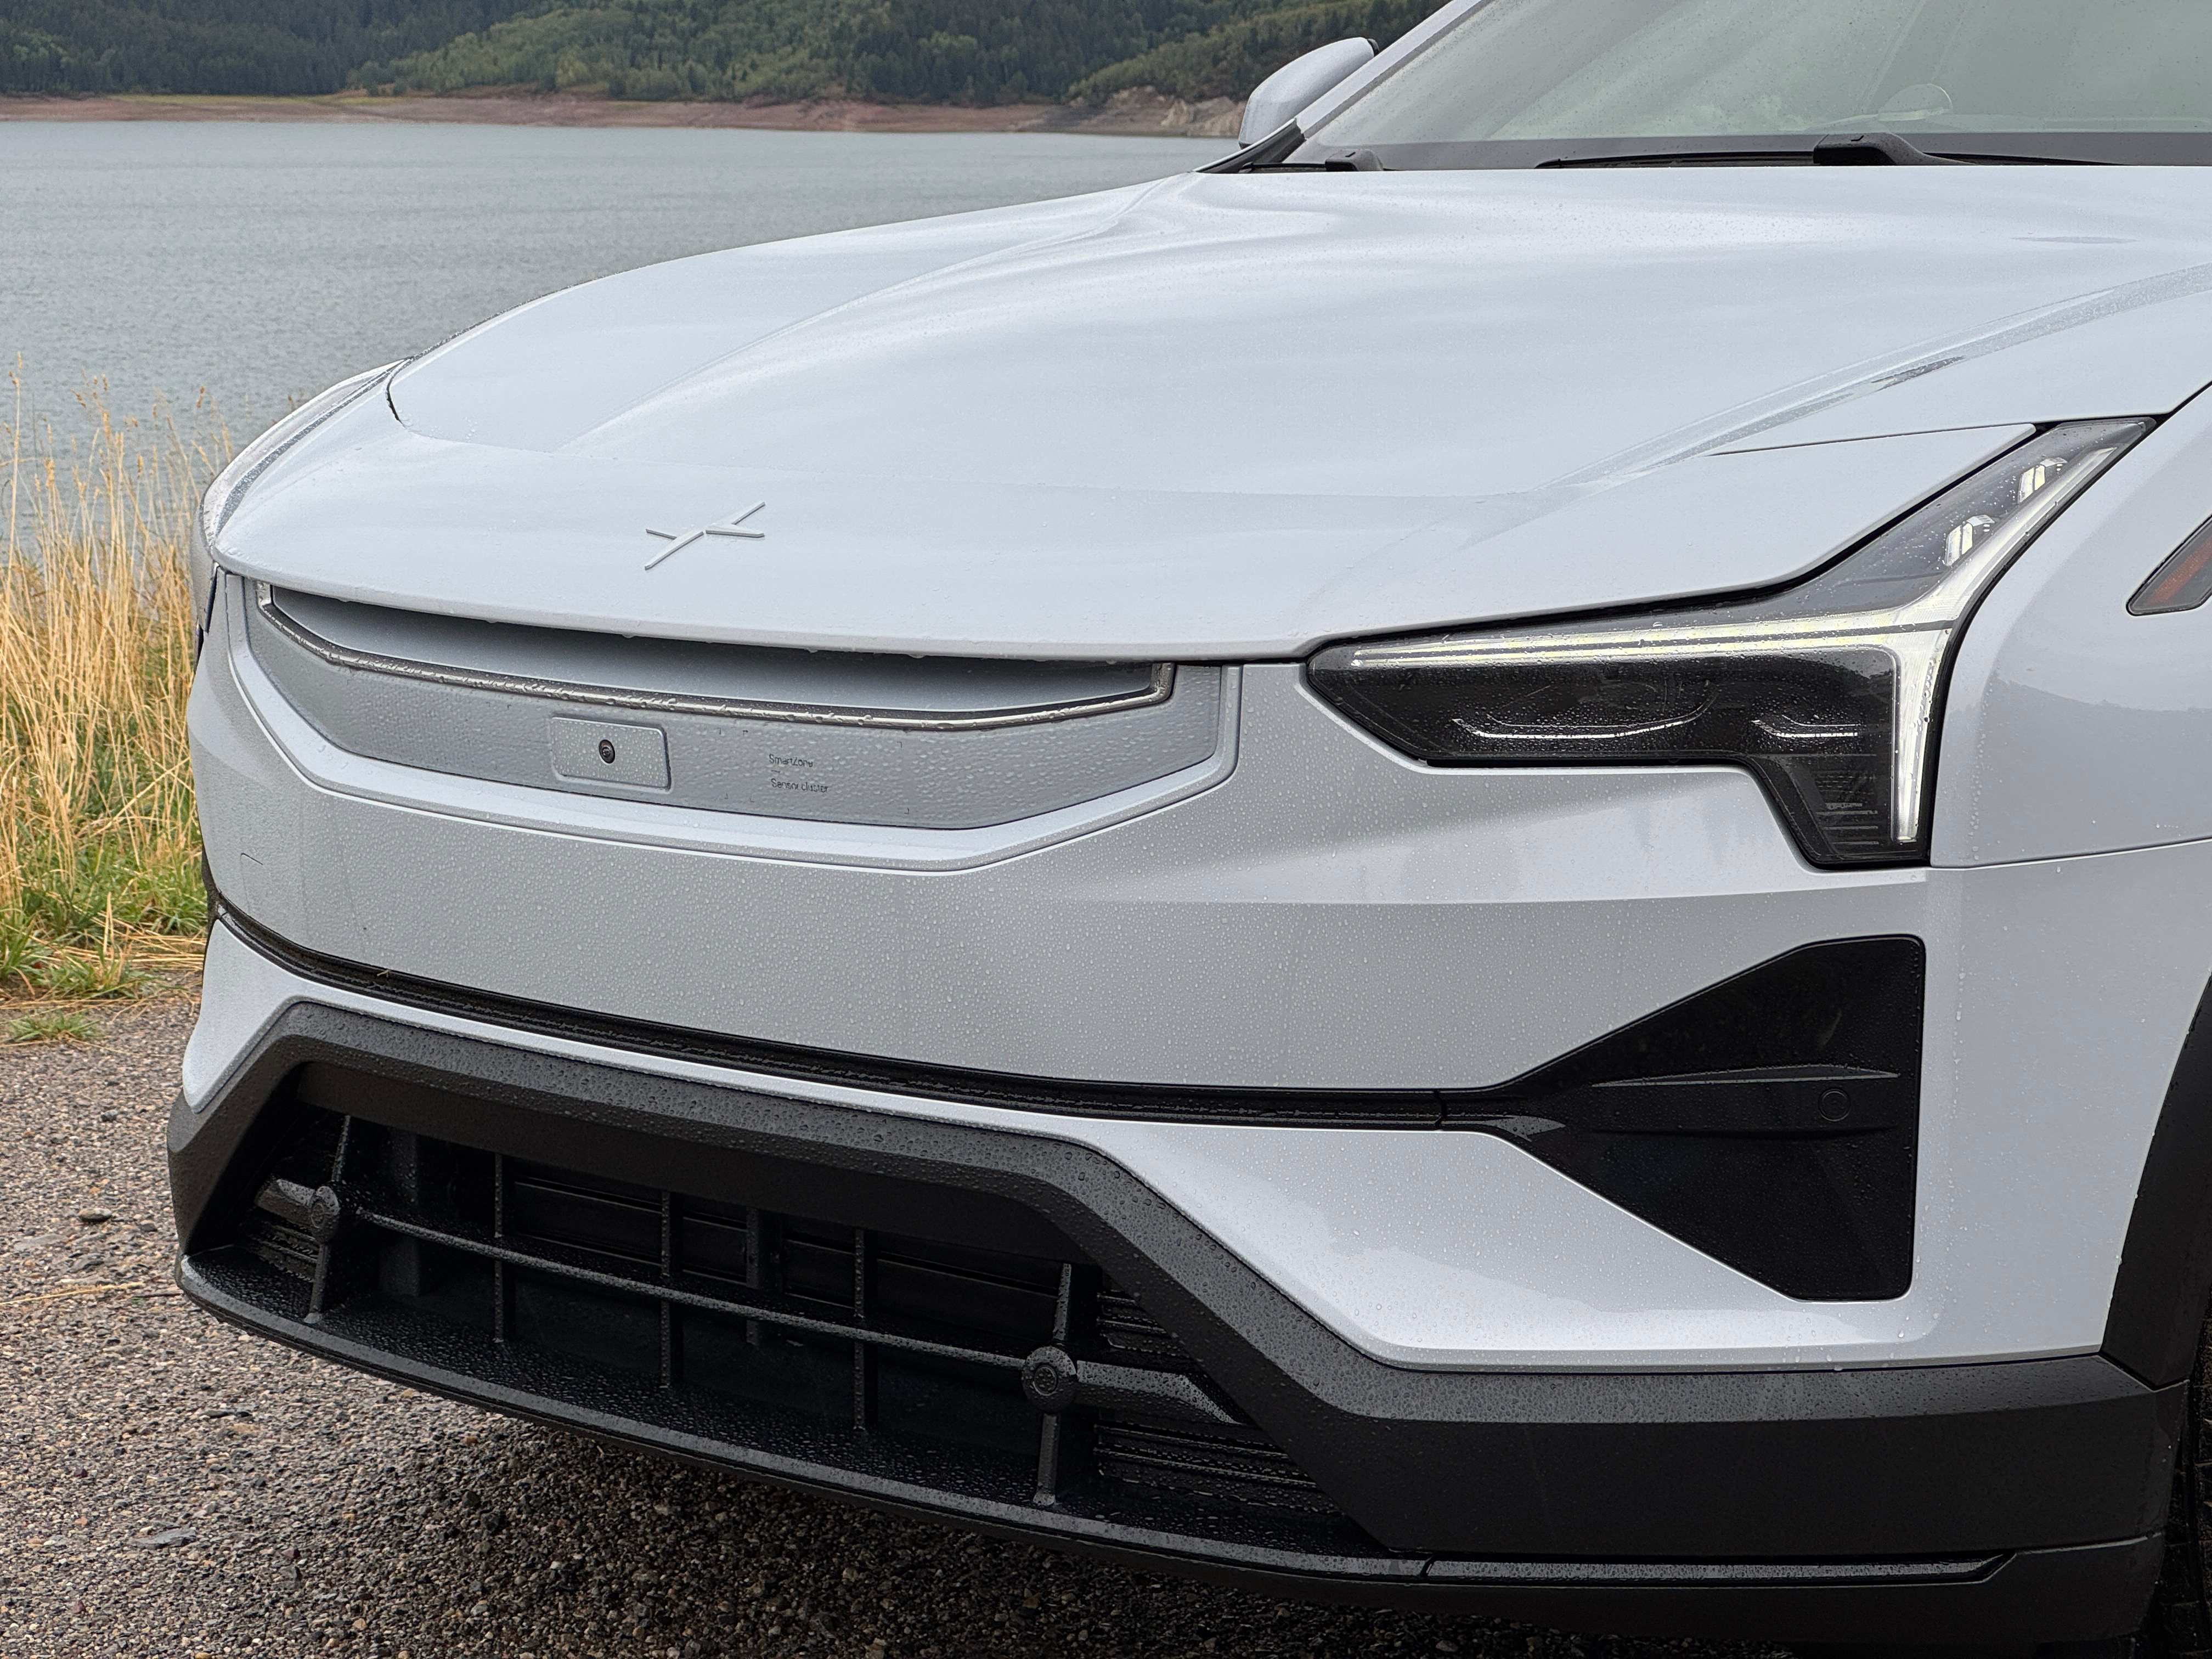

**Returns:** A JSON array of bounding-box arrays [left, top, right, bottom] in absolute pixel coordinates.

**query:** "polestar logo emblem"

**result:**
[[643, 501, 767, 569]]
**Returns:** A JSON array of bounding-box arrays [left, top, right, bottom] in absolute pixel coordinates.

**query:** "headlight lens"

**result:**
[[1309, 419, 2151, 866]]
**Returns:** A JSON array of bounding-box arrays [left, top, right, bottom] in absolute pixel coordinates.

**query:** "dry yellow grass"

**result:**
[[2, 379, 228, 1001]]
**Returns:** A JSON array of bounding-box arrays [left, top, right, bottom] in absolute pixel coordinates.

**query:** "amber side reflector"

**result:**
[[2130, 516, 2212, 614]]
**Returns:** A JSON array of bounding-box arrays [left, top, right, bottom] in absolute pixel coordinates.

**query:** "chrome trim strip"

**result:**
[[251, 584, 1176, 732]]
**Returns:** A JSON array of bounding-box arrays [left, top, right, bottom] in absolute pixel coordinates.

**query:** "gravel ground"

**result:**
[[3, 991, 1773, 1659]]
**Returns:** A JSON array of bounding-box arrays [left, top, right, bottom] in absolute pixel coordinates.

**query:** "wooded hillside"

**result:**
[[0, 0, 537, 96], [0, 0, 1448, 106]]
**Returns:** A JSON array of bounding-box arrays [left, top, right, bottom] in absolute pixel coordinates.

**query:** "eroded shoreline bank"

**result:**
[[0, 88, 1242, 138]]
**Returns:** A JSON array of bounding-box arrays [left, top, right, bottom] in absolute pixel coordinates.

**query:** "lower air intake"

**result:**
[[198, 1062, 1361, 1554]]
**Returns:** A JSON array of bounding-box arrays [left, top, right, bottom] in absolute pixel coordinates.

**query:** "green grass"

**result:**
[[2, 381, 223, 998], [4, 1009, 103, 1043], [19, 947, 155, 1000]]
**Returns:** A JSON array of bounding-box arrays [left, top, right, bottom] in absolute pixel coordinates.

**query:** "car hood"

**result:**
[[222, 167, 2212, 658]]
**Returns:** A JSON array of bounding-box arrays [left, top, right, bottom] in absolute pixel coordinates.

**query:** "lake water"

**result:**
[[0, 122, 1229, 444]]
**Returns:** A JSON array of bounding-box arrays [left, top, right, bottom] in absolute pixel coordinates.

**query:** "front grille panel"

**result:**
[[238, 580, 1222, 832], [204, 1071, 1361, 1550]]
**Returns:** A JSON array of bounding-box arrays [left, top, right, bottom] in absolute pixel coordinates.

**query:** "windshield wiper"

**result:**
[[1542, 148, 1811, 168], [1812, 132, 1964, 165], [1544, 132, 1963, 168], [1542, 131, 2113, 169]]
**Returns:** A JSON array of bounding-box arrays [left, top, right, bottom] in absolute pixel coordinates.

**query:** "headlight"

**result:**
[[192, 362, 400, 661], [1309, 419, 2151, 867]]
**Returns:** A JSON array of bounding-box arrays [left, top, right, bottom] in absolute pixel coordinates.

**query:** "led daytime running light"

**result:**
[[1311, 420, 2149, 865]]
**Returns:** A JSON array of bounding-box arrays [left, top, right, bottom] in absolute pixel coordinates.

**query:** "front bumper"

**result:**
[[173, 932, 2176, 1643], [180, 552, 2212, 1639], [189, 568, 2212, 1374]]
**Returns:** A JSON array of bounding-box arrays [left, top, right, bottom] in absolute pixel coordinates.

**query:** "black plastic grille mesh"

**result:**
[[223, 1091, 1335, 1528]]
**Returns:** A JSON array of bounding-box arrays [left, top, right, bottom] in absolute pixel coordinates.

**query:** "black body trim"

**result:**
[[1200, 120, 1305, 172], [211, 898, 1921, 1301], [170, 996, 2181, 1644], [2106, 975, 2212, 1385], [180, 1251, 2164, 1640]]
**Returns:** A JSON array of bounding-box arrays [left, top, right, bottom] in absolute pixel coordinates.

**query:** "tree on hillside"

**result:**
[[0, 0, 1450, 105]]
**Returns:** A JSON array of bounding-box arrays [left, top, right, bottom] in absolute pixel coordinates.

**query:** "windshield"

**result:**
[[1299, 0, 2212, 166]]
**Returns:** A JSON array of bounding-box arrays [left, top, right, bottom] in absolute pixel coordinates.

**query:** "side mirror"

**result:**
[[1238, 37, 1376, 147]]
